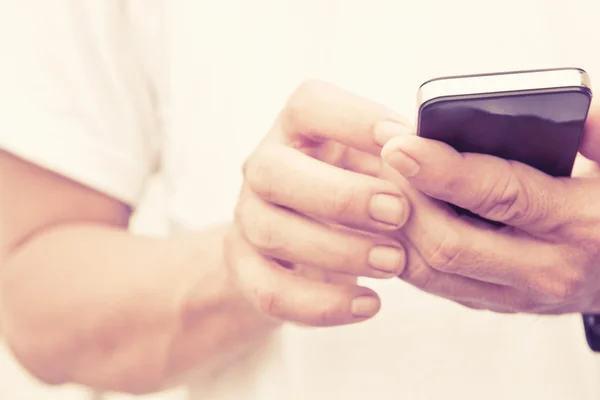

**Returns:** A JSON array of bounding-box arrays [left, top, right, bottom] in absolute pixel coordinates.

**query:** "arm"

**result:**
[[0, 151, 275, 394]]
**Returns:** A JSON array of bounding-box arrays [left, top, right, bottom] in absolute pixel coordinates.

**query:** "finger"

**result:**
[[580, 97, 600, 163], [379, 157, 569, 301], [572, 154, 600, 178], [381, 134, 570, 233], [236, 193, 406, 278], [340, 147, 383, 177], [390, 184, 572, 302], [244, 144, 410, 231], [398, 241, 534, 312], [278, 80, 412, 155], [293, 264, 357, 286], [296, 140, 385, 177], [226, 227, 381, 326]]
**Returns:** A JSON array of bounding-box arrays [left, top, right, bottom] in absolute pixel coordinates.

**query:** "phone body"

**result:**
[[417, 67, 592, 177], [416, 67, 592, 222]]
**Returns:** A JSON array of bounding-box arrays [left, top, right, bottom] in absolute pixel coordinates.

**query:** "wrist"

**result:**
[[179, 225, 278, 329], [165, 225, 279, 381]]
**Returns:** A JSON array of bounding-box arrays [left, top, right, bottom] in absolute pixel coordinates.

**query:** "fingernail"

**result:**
[[384, 151, 420, 177], [369, 194, 406, 227], [374, 121, 412, 146], [351, 296, 380, 318], [368, 246, 405, 274]]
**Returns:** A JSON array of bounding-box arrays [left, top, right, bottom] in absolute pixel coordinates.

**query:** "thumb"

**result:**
[[380, 135, 568, 232], [580, 98, 600, 162]]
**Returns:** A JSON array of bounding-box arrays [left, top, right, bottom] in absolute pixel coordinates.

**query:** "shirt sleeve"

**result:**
[[0, 1, 159, 206]]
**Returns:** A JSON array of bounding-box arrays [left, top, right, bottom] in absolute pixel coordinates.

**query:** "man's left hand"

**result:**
[[379, 102, 600, 314]]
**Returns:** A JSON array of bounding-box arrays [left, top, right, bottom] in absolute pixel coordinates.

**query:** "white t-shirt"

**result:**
[[2, 1, 600, 399]]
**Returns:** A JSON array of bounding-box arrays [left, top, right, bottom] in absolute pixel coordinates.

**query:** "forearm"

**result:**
[[0, 223, 276, 394]]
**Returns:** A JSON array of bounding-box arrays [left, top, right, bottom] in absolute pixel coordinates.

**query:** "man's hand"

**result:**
[[377, 99, 600, 313], [226, 81, 414, 326]]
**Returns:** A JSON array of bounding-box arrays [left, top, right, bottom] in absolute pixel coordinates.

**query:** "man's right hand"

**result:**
[[226, 81, 413, 327]]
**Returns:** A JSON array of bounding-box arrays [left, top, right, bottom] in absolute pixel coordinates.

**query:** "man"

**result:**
[[1, 1, 600, 399]]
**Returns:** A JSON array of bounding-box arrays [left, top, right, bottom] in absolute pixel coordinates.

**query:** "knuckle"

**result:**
[[234, 194, 249, 222], [440, 174, 466, 199], [546, 271, 585, 303], [234, 194, 256, 226], [477, 170, 522, 220], [545, 283, 574, 303], [291, 80, 327, 105], [241, 204, 285, 253], [326, 184, 359, 219], [243, 147, 281, 202], [312, 307, 339, 327], [399, 262, 436, 291], [254, 288, 281, 317], [577, 242, 600, 267], [417, 270, 437, 292], [243, 151, 268, 189], [529, 266, 586, 304], [251, 216, 283, 253], [281, 80, 327, 131], [424, 229, 463, 272], [477, 164, 524, 220], [319, 245, 356, 273]]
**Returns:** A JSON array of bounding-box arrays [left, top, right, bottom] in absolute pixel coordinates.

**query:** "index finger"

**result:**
[[277, 80, 411, 155]]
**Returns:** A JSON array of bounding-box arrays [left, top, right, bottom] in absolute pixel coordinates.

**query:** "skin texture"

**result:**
[[379, 98, 600, 314], [0, 151, 275, 393], [3, 80, 600, 393], [0, 81, 414, 393]]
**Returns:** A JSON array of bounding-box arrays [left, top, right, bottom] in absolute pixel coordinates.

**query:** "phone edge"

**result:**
[[417, 68, 591, 109]]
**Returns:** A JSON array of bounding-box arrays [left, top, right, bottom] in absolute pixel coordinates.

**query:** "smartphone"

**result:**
[[417, 69, 598, 350], [416, 67, 593, 222]]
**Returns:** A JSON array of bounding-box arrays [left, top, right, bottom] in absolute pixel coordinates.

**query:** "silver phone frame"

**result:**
[[417, 68, 591, 107]]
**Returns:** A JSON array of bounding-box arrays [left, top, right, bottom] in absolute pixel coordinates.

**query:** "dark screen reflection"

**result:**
[[418, 89, 591, 178]]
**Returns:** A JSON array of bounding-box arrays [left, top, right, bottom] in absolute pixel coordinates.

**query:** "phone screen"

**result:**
[[417, 89, 592, 177]]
